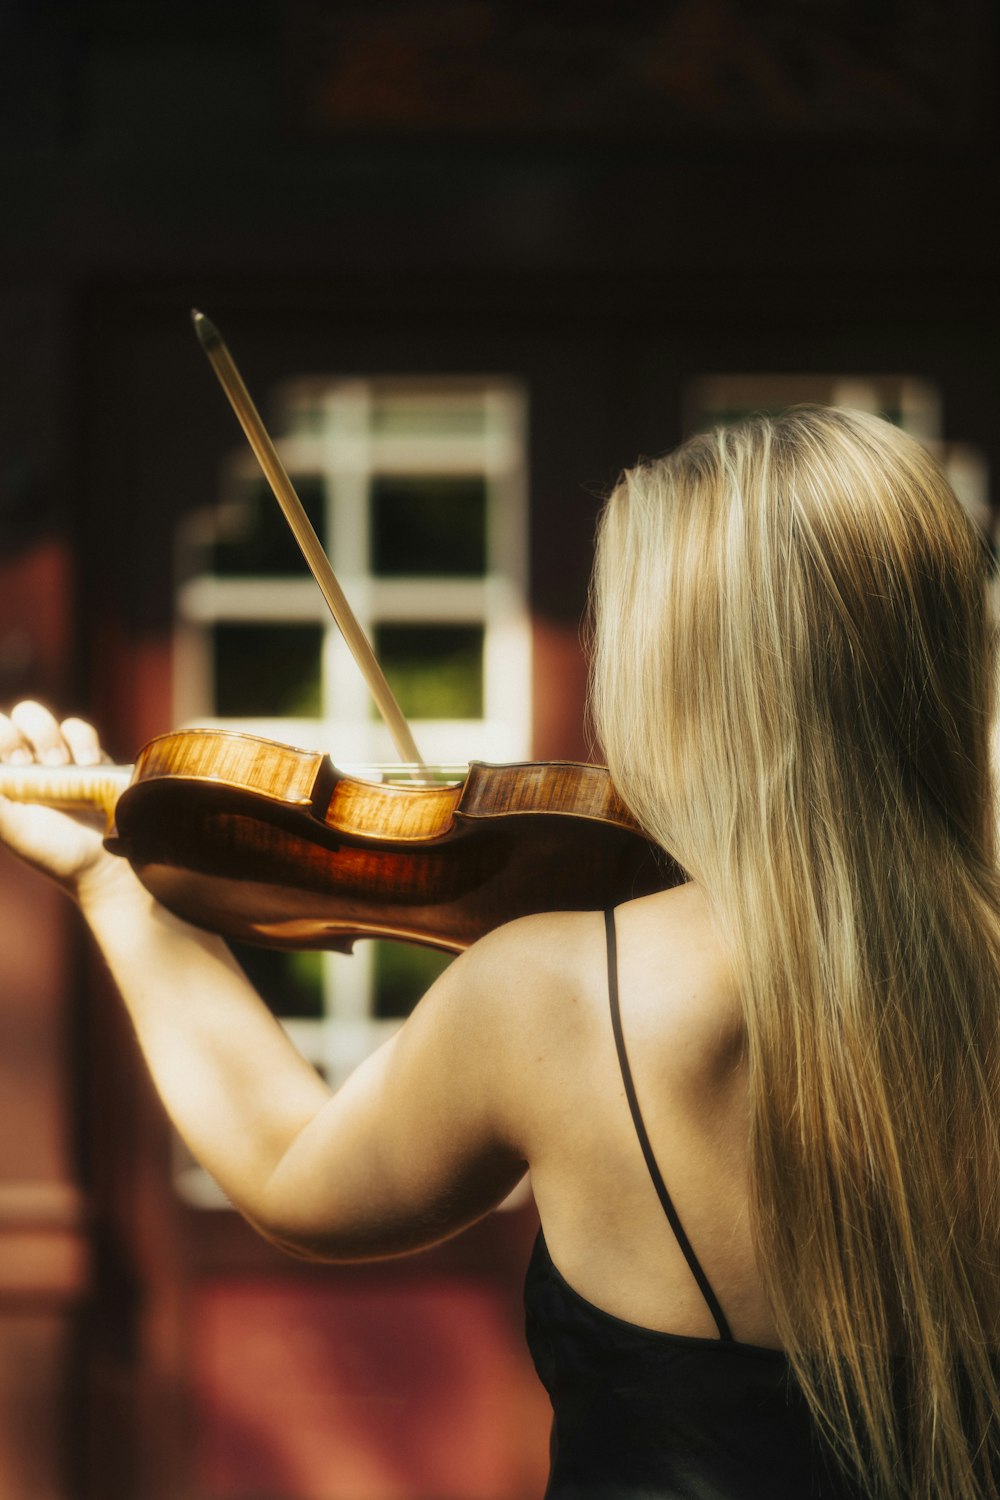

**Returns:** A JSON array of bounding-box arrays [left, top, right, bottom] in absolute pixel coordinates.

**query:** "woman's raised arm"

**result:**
[[0, 700, 535, 1258]]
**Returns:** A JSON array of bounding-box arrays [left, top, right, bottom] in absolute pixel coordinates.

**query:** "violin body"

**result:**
[[106, 729, 677, 953]]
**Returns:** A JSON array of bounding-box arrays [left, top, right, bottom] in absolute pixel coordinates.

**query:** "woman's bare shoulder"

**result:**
[[437, 909, 609, 1129], [612, 884, 745, 1089], [460, 885, 732, 1031], [457, 887, 740, 1143], [451, 907, 607, 1031]]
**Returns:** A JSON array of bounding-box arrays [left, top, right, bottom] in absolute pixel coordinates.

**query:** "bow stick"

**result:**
[[191, 310, 424, 769]]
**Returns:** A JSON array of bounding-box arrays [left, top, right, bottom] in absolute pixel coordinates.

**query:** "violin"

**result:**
[[0, 316, 676, 948], [0, 729, 675, 953]]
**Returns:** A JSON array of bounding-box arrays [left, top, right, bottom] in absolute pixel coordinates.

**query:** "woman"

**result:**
[[0, 406, 997, 1498]]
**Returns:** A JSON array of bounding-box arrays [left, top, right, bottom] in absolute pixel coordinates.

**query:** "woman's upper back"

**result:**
[[518, 887, 878, 1498], [520, 881, 779, 1348]]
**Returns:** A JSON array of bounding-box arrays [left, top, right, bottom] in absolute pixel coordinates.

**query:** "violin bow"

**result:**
[[191, 310, 424, 769]]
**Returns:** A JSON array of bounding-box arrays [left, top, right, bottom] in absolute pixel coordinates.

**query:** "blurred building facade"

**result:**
[[1, 3, 999, 1497]]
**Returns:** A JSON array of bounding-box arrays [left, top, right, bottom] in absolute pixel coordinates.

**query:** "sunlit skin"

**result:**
[[0, 698, 775, 1345]]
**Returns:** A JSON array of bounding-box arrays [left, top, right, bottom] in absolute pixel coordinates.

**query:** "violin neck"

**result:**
[[0, 763, 132, 813]]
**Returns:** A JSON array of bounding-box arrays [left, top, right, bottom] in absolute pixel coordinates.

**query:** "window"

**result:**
[[173, 376, 529, 1205]]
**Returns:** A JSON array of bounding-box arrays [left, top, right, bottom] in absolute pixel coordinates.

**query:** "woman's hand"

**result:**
[[0, 699, 135, 904]]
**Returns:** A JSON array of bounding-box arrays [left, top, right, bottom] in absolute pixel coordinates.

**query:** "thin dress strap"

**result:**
[[604, 906, 734, 1343]]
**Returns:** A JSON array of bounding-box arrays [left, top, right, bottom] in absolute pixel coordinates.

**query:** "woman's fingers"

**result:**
[[9, 700, 70, 765], [0, 712, 32, 764], [60, 717, 105, 766], [0, 701, 107, 767], [0, 701, 120, 896]]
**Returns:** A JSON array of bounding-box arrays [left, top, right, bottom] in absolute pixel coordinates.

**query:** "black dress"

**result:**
[[523, 908, 866, 1499]]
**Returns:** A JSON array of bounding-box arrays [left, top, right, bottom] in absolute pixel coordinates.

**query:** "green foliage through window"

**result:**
[[210, 476, 327, 577], [374, 942, 453, 1019], [371, 475, 487, 577], [228, 943, 325, 1019], [374, 624, 484, 718], [213, 623, 323, 718]]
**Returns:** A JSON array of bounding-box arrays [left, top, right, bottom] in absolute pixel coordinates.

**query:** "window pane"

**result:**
[[373, 941, 453, 1019], [211, 476, 327, 576], [213, 623, 323, 717], [283, 401, 326, 438], [371, 396, 486, 438], [373, 624, 484, 718], [370, 475, 487, 577], [229, 943, 325, 1019]]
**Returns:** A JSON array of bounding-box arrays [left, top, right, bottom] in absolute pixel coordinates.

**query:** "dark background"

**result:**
[[3, 0, 998, 697]]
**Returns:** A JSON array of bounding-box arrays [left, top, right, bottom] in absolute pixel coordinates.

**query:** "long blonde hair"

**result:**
[[591, 407, 1000, 1499]]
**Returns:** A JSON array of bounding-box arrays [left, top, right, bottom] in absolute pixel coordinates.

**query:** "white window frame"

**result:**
[[172, 375, 530, 1206]]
